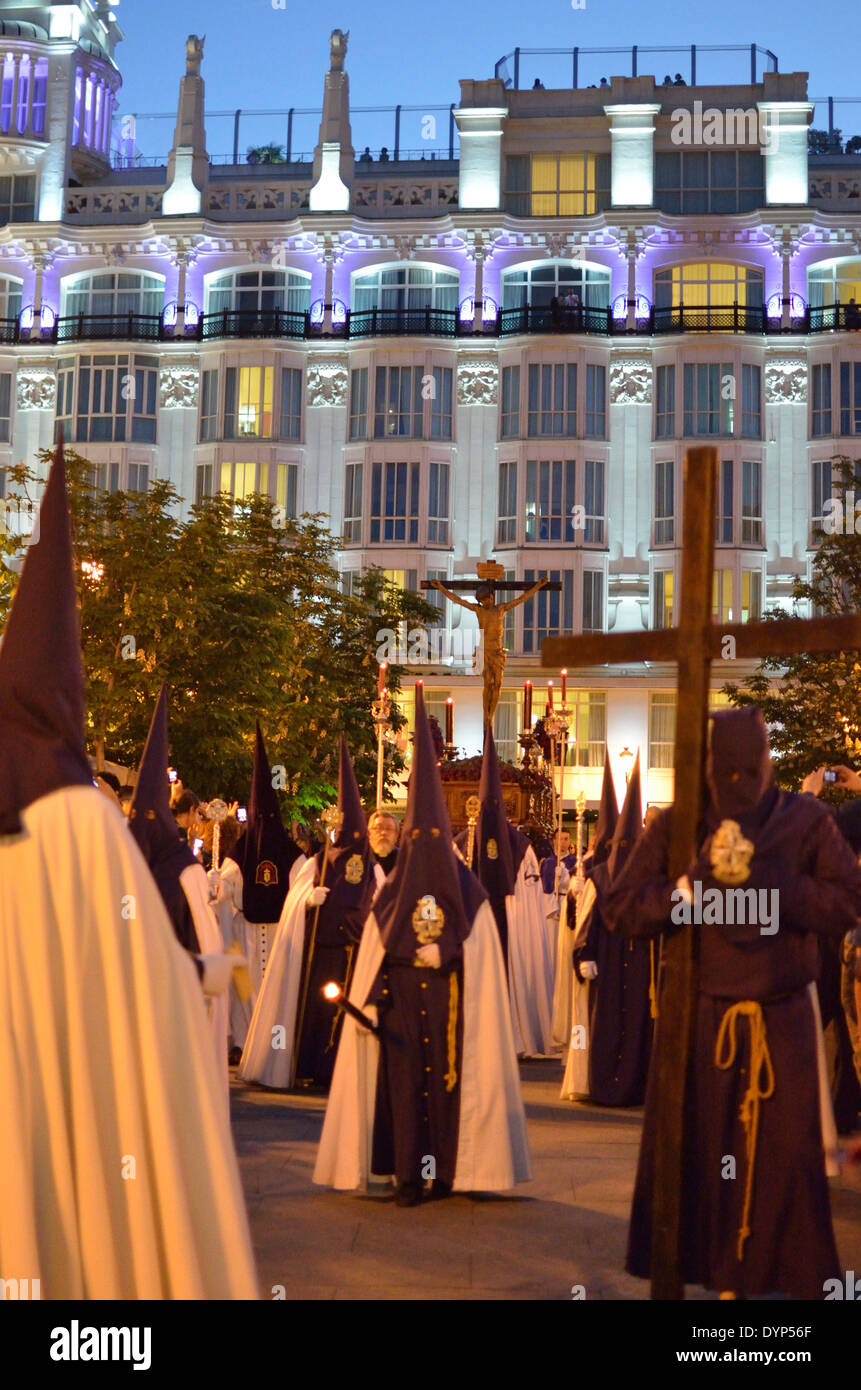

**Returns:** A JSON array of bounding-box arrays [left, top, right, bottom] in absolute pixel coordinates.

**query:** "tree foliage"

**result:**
[[724, 455, 861, 792], [0, 449, 436, 813]]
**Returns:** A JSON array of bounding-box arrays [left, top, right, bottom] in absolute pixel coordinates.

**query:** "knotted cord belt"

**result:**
[[649, 941, 658, 1020], [444, 973, 459, 1093], [714, 1000, 775, 1261]]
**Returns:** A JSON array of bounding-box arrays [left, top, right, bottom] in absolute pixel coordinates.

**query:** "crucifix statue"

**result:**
[[543, 446, 861, 1299], [423, 562, 556, 727]]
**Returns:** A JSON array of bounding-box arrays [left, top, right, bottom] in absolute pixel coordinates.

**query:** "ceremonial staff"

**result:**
[[373, 663, 391, 810], [291, 803, 343, 1086], [572, 789, 587, 932], [465, 794, 481, 869], [206, 797, 228, 872]]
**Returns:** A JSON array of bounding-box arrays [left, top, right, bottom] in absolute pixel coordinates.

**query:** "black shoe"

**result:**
[[430, 1179, 452, 1200], [394, 1181, 422, 1207]]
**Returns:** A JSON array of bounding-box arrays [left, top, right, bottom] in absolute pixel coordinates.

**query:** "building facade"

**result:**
[[0, 13, 859, 807]]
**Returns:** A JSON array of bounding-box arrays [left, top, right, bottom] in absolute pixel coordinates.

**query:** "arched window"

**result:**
[[206, 268, 311, 315], [501, 261, 611, 311], [654, 263, 764, 310], [0, 275, 22, 321], [808, 258, 861, 309], [352, 264, 458, 313], [62, 271, 165, 318]]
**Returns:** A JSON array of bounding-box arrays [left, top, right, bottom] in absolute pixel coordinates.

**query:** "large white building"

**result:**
[[0, 12, 859, 807]]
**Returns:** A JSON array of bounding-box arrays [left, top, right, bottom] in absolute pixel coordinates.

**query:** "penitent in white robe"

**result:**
[[560, 877, 597, 1101], [0, 786, 258, 1299], [313, 899, 532, 1193], [239, 860, 385, 1089], [506, 845, 556, 1057], [179, 861, 230, 1109], [215, 854, 306, 1049]]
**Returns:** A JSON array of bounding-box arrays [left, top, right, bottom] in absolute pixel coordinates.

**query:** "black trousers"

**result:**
[[371, 962, 463, 1187]]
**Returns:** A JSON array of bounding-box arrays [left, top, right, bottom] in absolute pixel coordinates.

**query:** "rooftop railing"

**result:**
[[494, 43, 778, 89]]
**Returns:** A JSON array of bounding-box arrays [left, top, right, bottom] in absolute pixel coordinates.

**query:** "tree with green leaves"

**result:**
[[0, 449, 436, 815], [724, 454, 861, 792]]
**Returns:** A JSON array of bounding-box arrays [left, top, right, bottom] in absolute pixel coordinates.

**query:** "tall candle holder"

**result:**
[[372, 686, 392, 809], [544, 703, 572, 870]]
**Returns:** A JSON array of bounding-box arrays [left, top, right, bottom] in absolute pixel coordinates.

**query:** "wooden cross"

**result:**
[[542, 445, 861, 1300], [420, 560, 562, 595]]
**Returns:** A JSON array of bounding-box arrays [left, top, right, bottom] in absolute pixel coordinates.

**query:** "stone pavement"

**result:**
[[232, 1058, 861, 1301]]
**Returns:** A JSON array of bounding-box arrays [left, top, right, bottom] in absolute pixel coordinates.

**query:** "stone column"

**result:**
[[604, 104, 661, 207]]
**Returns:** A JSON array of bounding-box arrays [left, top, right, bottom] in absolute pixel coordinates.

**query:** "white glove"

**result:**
[[579, 960, 598, 980], [306, 885, 330, 908], [558, 865, 571, 892], [675, 874, 693, 904], [416, 943, 441, 969], [199, 952, 246, 996], [206, 868, 221, 896]]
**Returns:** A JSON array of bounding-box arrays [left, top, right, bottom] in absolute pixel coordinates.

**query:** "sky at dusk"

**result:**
[[114, 0, 860, 161]]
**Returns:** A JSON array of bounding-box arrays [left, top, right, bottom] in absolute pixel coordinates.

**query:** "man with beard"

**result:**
[[368, 809, 400, 873], [603, 706, 861, 1299]]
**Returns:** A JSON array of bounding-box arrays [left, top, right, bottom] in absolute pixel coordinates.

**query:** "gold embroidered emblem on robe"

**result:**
[[709, 819, 755, 885], [344, 853, 364, 884], [486, 838, 498, 860], [412, 894, 445, 952]]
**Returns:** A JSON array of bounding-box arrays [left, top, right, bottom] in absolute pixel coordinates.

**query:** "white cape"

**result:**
[[506, 846, 555, 1056], [240, 859, 385, 1089], [561, 877, 596, 1100], [215, 853, 305, 1048], [180, 861, 230, 1109], [0, 786, 258, 1299], [313, 899, 532, 1192]]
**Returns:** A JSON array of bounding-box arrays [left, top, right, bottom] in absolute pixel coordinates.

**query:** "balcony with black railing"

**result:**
[[649, 304, 780, 335], [345, 306, 462, 339], [497, 304, 614, 338], [54, 312, 166, 344], [197, 307, 310, 341], [807, 303, 861, 333], [0, 316, 18, 345]]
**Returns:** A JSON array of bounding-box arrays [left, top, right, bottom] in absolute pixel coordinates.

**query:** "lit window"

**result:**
[[808, 259, 861, 310], [741, 569, 762, 623], [653, 570, 674, 629], [503, 155, 610, 216], [224, 366, 274, 438], [712, 568, 733, 622], [649, 692, 676, 769]]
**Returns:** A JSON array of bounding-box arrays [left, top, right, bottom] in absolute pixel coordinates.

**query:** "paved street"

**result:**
[[232, 1059, 861, 1300]]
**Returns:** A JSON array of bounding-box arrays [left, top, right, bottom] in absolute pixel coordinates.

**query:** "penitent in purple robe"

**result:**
[[603, 708, 861, 1299]]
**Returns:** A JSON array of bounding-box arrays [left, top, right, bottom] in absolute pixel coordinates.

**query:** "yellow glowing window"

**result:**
[[709, 690, 732, 709], [233, 461, 257, 500], [220, 461, 232, 493], [712, 568, 733, 622], [655, 571, 674, 628], [659, 263, 763, 310], [237, 366, 274, 437], [741, 568, 761, 623], [531, 154, 596, 216], [808, 259, 861, 308]]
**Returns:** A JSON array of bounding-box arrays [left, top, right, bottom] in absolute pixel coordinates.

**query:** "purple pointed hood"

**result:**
[[128, 683, 196, 878], [606, 752, 642, 882], [312, 736, 376, 939], [228, 722, 302, 922], [0, 438, 92, 834], [590, 747, 620, 868], [374, 684, 485, 955], [475, 724, 517, 901]]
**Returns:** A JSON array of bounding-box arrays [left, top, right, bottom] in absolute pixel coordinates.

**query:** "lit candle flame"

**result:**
[[323, 982, 342, 1002]]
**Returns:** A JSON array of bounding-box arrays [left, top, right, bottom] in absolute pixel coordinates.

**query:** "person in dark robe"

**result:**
[[315, 686, 531, 1206], [215, 724, 305, 1051], [574, 754, 655, 1106], [239, 737, 377, 1089], [604, 706, 861, 1299], [128, 683, 202, 955], [539, 828, 576, 897]]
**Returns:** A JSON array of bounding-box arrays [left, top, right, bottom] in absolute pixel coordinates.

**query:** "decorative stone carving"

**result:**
[[457, 359, 498, 406], [159, 363, 199, 409], [185, 35, 205, 77], [17, 368, 56, 410], [610, 358, 652, 405], [306, 356, 348, 407], [765, 360, 807, 404]]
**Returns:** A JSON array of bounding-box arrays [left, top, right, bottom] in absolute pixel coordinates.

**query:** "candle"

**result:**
[[547, 679, 554, 709], [378, 661, 387, 694], [523, 680, 532, 730], [445, 697, 453, 744], [561, 668, 567, 704]]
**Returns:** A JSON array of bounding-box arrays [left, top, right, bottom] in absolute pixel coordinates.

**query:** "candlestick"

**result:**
[[445, 696, 453, 745], [547, 679, 554, 709], [378, 661, 387, 694], [561, 668, 567, 704], [523, 680, 532, 731]]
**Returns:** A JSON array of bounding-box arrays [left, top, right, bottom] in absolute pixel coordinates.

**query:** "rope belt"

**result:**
[[444, 973, 459, 1093], [649, 941, 658, 1021], [714, 1000, 775, 1262]]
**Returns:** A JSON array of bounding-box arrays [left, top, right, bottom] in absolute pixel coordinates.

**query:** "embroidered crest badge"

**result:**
[[344, 853, 364, 885], [709, 819, 755, 885], [486, 837, 499, 860], [412, 894, 445, 946], [255, 859, 279, 887]]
